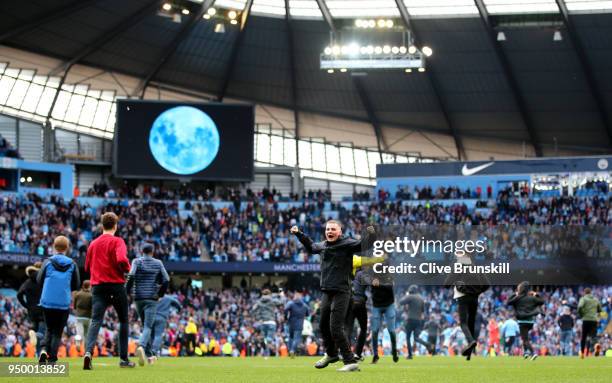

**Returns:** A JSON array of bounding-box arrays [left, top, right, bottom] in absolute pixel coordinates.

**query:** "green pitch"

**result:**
[[4, 356, 611, 383]]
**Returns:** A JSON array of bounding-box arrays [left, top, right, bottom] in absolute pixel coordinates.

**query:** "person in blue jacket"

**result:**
[[36, 236, 80, 364], [285, 292, 309, 357]]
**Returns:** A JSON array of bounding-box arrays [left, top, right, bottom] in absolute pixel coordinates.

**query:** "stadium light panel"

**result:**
[[215, 22, 226, 33]]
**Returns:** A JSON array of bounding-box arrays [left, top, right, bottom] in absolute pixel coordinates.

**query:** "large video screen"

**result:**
[[114, 100, 254, 181]]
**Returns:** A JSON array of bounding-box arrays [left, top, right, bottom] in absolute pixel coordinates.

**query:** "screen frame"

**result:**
[[113, 99, 255, 181]]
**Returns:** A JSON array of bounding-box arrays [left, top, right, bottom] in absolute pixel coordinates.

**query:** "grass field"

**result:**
[[3, 356, 611, 383]]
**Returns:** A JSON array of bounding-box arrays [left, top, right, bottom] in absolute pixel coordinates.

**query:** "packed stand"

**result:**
[[86, 182, 332, 203]]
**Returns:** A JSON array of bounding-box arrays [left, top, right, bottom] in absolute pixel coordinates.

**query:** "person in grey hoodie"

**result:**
[[284, 292, 309, 357], [252, 289, 283, 356]]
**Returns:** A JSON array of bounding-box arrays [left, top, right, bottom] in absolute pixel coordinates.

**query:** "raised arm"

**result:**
[[291, 226, 324, 254], [359, 255, 385, 268], [348, 226, 377, 253]]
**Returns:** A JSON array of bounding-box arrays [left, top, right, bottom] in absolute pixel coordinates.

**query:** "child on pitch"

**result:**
[[37, 236, 80, 364]]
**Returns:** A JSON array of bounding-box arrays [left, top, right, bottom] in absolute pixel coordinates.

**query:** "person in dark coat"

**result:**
[[17, 262, 44, 355], [507, 281, 544, 360], [291, 221, 375, 372]]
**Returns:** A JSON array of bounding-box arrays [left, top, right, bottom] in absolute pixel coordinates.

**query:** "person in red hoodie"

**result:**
[[83, 212, 134, 370]]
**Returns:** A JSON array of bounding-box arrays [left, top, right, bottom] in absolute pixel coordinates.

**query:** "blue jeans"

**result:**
[[257, 323, 276, 356], [560, 330, 573, 356], [371, 305, 397, 356], [136, 300, 158, 357], [150, 316, 166, 356], [258, 323, 276, 342], [289, 328, 302, 353]]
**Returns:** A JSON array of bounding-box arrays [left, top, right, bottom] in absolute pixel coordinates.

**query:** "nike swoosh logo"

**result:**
[[461, 162, 494, 176]]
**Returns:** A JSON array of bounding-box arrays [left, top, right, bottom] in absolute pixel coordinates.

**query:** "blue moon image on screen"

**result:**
[[149, 106, 220, 175]]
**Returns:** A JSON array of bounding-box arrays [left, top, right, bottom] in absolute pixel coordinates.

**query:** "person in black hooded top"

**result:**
[[507, 281, 544, 360], [17, 262, 44, 355], [291, 221, 375, 372]]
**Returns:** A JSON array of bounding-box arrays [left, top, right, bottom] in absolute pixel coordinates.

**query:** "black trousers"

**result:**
[[43, 308, 69, 362], [457, 295, 478, 344], [581, 320, 598, 354], [405, 319, 430, 357], [86, 284, 129, 360], [345, 300, 368, 357], [185, 334, 197, 356], [427, 335, 437, 355], [504, 336, 516, 355], [519, 323, 534, 355], [320, 290, 353, 363]]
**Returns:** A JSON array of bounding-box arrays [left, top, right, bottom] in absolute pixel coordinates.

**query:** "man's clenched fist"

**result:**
[[290, 226, 299, 234]]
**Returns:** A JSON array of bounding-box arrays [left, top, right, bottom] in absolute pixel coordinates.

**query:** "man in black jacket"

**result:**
[[17, 262, 44, 355], [346, 269, 369, 361], [291, 221, 375, 372], [507, 281, 544, 360], [369, 273, 398, 364], [444, 259, 489, 361]]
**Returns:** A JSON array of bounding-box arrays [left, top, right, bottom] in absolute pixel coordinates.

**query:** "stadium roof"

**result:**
[[1, 0, 612, 158]]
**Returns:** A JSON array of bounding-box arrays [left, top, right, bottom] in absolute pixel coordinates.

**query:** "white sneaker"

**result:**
[[28, 330, 37, 347], [337, 363, 360, 372], [136, 346, 146, 366], [147, 356, 157, 365]]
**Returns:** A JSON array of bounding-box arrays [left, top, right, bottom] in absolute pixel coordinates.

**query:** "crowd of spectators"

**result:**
[[0, 280, 609, 359], [87, 182, 332, 204], [1, 193, 612, 263], [392, 185, 490, 200]]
